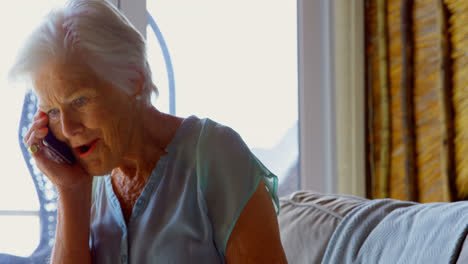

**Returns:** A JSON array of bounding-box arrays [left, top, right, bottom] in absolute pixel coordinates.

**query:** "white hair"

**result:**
[[9, 0, 157, 103]]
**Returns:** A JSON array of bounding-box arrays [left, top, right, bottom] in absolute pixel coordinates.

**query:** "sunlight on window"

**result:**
[[147, 0, 298, 192], [0, 0, 65, 256]]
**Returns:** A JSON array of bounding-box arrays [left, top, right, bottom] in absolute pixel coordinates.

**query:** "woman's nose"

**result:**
[[60, 111, 84, 138]]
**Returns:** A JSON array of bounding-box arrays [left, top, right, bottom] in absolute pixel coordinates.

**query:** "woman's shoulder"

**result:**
[[171, 115, 239, 149], [197, 117, 241, 145]]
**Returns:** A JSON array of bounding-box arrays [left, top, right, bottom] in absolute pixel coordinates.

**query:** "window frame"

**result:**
[[298, 0, 365, 196]]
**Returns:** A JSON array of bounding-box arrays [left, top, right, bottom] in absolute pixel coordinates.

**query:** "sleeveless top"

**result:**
[[89, 115, 279, 263]]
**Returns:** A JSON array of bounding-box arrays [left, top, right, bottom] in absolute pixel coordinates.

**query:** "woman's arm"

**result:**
[[225, 181, 288, 264], [51, 184, 93, 264]]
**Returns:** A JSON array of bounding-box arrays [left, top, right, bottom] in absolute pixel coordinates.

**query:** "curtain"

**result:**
[[366, 0, 468, 202]]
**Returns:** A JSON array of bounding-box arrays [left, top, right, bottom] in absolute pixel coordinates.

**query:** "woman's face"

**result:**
[[33, 59, 136, 176]]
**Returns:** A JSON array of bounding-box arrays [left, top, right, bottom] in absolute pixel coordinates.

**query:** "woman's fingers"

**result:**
[[33, 109, 46, 121], [24, 110, 46, 142], [35, 127, 49, 139], [25, 128, 46, 147], [24, 115, 48, 144], [25, 128, 48, 150]]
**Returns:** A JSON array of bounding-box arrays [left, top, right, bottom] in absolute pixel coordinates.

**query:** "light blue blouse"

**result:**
[[89, 115, 279, 263]]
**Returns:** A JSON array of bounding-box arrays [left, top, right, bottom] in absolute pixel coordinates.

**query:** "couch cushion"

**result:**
[[278, 191, 367, 263]]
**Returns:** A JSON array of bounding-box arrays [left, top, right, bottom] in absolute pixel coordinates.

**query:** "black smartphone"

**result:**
[[42, 126, 76, 165]]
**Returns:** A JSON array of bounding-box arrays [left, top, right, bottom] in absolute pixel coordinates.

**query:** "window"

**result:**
[[147, 0, 299, 196]]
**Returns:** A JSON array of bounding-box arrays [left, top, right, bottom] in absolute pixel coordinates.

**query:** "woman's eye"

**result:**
[[47, 109, 59, 119], [73, 97, 88, 108]]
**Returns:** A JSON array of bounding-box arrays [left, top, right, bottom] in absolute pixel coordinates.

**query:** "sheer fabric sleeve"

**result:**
[[196, 119, 279, 257]]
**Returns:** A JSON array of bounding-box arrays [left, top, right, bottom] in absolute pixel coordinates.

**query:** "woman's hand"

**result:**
[[24, 110, 92, 192]]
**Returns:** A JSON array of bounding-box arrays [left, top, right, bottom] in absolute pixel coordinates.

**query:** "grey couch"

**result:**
[[278, 191, 368, 263]]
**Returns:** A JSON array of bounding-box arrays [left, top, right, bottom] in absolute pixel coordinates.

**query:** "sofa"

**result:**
[[278, 191, 367, 263], [278, 191, 468, 264]]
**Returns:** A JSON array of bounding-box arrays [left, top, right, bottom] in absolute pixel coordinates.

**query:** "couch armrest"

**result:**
[[278, 191, 366, 263]]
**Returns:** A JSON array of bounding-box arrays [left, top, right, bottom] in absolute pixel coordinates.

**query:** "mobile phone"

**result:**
[[42, 126, 76, 165]]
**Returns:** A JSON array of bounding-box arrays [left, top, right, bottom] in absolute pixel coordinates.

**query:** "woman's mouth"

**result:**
[[75, 139, 100, 158]]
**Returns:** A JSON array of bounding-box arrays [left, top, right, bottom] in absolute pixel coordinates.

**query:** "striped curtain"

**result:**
[[366, 0, 468, 202]]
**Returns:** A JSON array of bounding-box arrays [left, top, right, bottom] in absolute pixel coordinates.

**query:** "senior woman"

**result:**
[[10, 0, 287, 263]]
